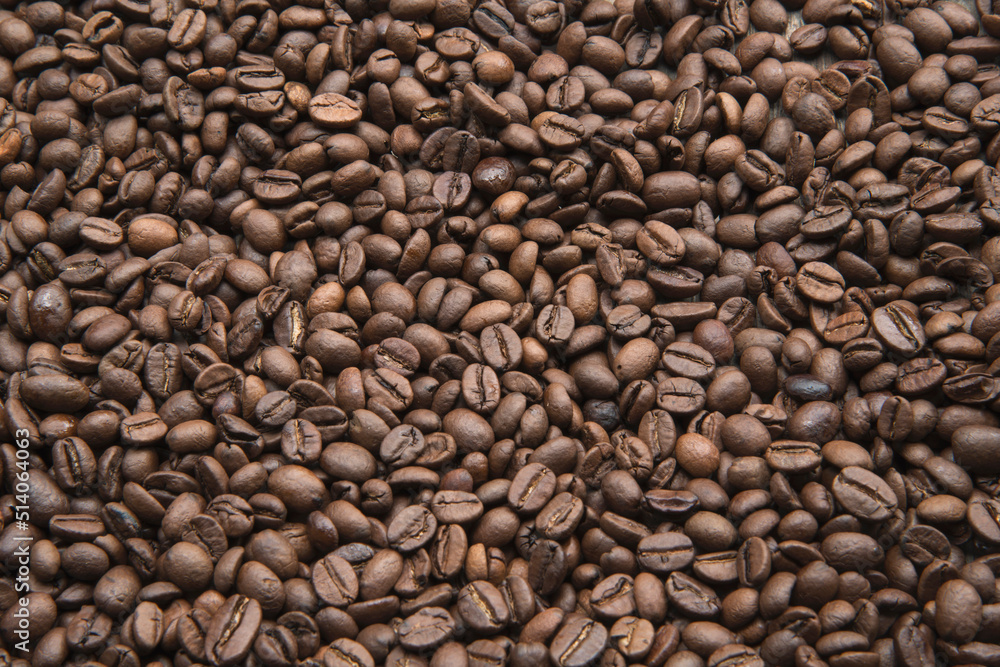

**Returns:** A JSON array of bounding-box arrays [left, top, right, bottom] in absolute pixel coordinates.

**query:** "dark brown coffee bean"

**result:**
[[831, 466, 898, 521], [204, 595, 261, 666], [312, 554, 359, 608], [457, 581, 509, 634], [637, 532, 696, 573], [508, 462, 557, 515], [871, 303, 926, 357], [765, 440, 822, 474], [397, 607, 456, 651], [952, 426, 1000, 474], [2, 2, 1000, 664], [549, 616, 609, 667], [309, 93, 362, 128]]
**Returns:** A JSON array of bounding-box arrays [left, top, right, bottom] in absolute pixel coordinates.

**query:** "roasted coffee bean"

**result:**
[[312, 554, 359, 608], [871, 302, 926, 357], [952, 426, 1000, 474], [550, 616, 609, 667], [205, 595, 261, 667], [831, 466, 898, 521], [397, 607, 456, 651], [457, 581, 509, 633], [637, 533, 696, 573], [508, 462, 557, 515], [2, 2, 1000, 665]]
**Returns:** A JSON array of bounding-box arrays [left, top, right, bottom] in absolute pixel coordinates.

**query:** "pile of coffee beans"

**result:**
[[5, 0, 1000, 665]]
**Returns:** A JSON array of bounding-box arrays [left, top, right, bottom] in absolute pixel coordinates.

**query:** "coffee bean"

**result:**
[[871, 303, 927, 357], [4, 2, 1000, 665], [952, 425, 1000, 474], [765, 440, 823, 474], [457, 581, 509, 634], [831, 466, 898, 521], [309, 93, 363, 129], [550, 616, 609, 667], [936, 579, 983, 643], [312, 555, 358, 608], [637, 532, 696, 573], [507, 462, 557, 515], [327, 639, 376, 667], [204, 595, 261, 667]]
